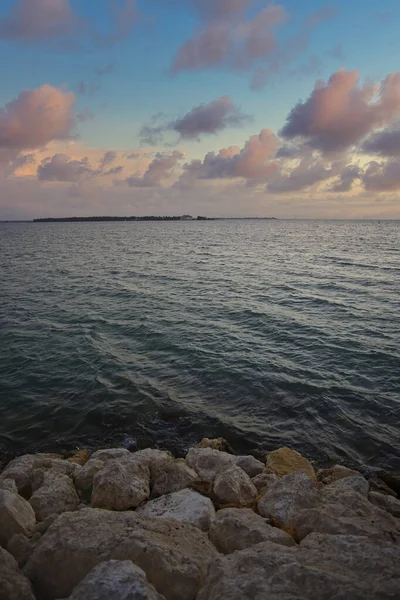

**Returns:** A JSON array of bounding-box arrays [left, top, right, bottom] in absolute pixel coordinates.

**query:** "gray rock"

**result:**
[[0, 478, 18, 494], [7, 533, 32, 568], [322, 475, 369, 500], [91, 455, 150, 510], [197, 533, 400, 600], [213, 464, 257, 506], [0, 547, 35, 600], [73, 459, 105, 497], [90, 448, 131, 462], [0, 453, 63, 496], [132, 449, 172, 469], [29, 469, 80, 521], [235, 456, 264, 478], [209, 508, 295, 553], [137, 488, 215, 531], [67, 560, 166, 600], [258, 472, 319, 531], [33, 513, 59, 536], [24, 507, 218, 600], [186, 448, 236, 482], [318, 464, 360, 485], [0, 488, 36, 547], [151, 459, 200, 498], [251, 472, 278, 493], [369, 491, 400, 518]]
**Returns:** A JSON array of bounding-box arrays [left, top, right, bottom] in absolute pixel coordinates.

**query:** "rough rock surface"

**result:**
[[29, 469, 79, 521], [0, 488, 36, 547], [318, 464, 360, 485], [369, 491, 400, 518], [90, 448, 131, 462], [197, 533, 400, 600], [251, 473, 278, 493], [258, 472, 319, 531], [195, 438, 234, 453], [24, 507, 218, 600], [91, 456, 150, 510], [235, 455, 264, 477], [151, 459, 199, 498], [209, 508, 295, 553], [0, 454, 66, 496], [321, 475, 369, 500], [186, 448, 236, 482], [380, 471, 400, 497], [137, 488, 215, 531], [73, 459, 105, 497], [368, 477, 398, 497], [266, 447, 316, 480], [213, 464, 258, 506], [66, 560, 166, 600], [68, 449, 90, 466], [7, 533, 32, 568], [0, 478, 18, 493], [0, 547, 36, 600]]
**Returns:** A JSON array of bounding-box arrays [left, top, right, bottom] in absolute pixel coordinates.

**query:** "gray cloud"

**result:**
[[268, 157, 343, 193], [38, 153, 92, 182], [126, 151, 184, 187], [362, 124, 400, 156]]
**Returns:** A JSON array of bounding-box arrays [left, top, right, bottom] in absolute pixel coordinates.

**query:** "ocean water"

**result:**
[[1, 219, 399, 471]]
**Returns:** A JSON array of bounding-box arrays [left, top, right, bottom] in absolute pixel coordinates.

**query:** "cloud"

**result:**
[[77, 81, 101, 96], [0, 84, 75, 151], [37, 153, 92, 182], [362, 124, 400, 156], [268, 156, 343, 193], [329, 164, 361, 192], [126, 151, 184, 187], [76, 108, 94, 123], [281, 70, 400, 153], [362, 160, 400, 191], [98, 151, 117, 170]]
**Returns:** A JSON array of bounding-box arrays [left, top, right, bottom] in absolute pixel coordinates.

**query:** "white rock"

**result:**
[[0, 453, 66, 496], [0, 478, 18, 494], [251, 473, 278, 493], [91, 455, 150, 511], [66, 560, 166, 600], [258, 472, 319, 531], [0, 489, 36, 547], [235, 456, 264, 477], [0, 547, 35, 600], [24, 507, 218, 600], [369, 491, 400, 518], [186, 448, 236, 482], [209, 508, 295, 553], [137, 488, 216, 531], [90, 448, 131, 462], [29, 469, 80, 521], [213, 464, 258, 506], [133, 448, 172, 468], [73, 459, 105, 495], [151, 459, 199, 498]]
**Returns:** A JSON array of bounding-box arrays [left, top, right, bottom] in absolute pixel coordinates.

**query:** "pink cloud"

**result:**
[[281, 70, 400, 153], [126, 151, 184, 187], [362, 123, 400, 156], [37, 153, 92, 182], [268, 156, 344, 193], [0, 84, 75, 151]]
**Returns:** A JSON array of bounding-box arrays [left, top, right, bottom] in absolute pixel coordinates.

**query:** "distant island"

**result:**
[[33, 215, 277, 222]]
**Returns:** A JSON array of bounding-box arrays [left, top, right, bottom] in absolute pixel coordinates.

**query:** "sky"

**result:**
[[1, 0, 400, 219]]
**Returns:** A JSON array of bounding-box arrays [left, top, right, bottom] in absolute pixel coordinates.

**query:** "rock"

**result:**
[[33, 513, 59, 536], [7, 533, 32, 568], [0, 547, 35, 600], [0, 453, 64, 497], [251, 473, 278, 493], [91, 455, 150, 510], [132, 448, 172, 468], [73, 458, 105, 497], [90, 448, 131, 462], [379, 472, 400, 497], [24, 507, 218, 600], [29, 470, 80, 521], [369, 491, 400, 518], [213, 464, 257, 507], [137, 488, 215, 532], [266, 447, 316, 480], [258, 472, 319, 532], [0, 489, 36, 547], [318, 464, 360, 485], [186, 448, 236, 482], [209, 508, 295, 554], [368, 477, 398, 498], [151, 458, 200, 498], [322, 475, 369, 500], [196, 533, 400, 600], [68, 449, 90, 466], [66, 560, 166, 600], [195, 438, 234, 453], [0, 478, 18, 494], [235, 455, 264, 477]]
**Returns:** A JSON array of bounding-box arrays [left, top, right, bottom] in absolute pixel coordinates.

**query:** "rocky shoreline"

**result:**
[[1, 439, 400, 599]]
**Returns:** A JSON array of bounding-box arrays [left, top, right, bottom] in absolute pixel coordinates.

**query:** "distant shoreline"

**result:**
[[31, 216, 277, 223]]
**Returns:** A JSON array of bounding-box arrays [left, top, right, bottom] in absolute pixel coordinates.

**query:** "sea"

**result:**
[[1, 219, 399, 471]]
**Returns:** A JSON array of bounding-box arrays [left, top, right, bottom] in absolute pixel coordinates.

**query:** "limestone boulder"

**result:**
[[7, 533, 32, 568], [151, 458, 199, 498], [266, 447, 316, 480], [186, 448, 236, 482], [0, 478, 18, 493], [213, 464, 257, 507], [369, 491, 400, 518], [197, 533, 400, 600], [137, 488, 215, 531], [318, 464, 360, 485], [91, 455, 150, 510], [67, 560, 166, 600], [0, 489, 36, 547], [251, 473, 278, 493], [29, 469, 80, 521], [209, 508, 295, 553], [24, 507, 218, 600], [73, 458, 105, 498], [68, 449, 90, 466], [258, 472, 319, 531], [0, 547, 36, 600], [0, 453, 66, 497], [195, 438, 234, 453], [235, 455, 264, 477], [321, 475, 369, 501], [90, 448, 131, 462]]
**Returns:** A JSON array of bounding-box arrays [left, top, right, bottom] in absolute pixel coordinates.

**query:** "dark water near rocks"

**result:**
[[1, 220, 399, 470]]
